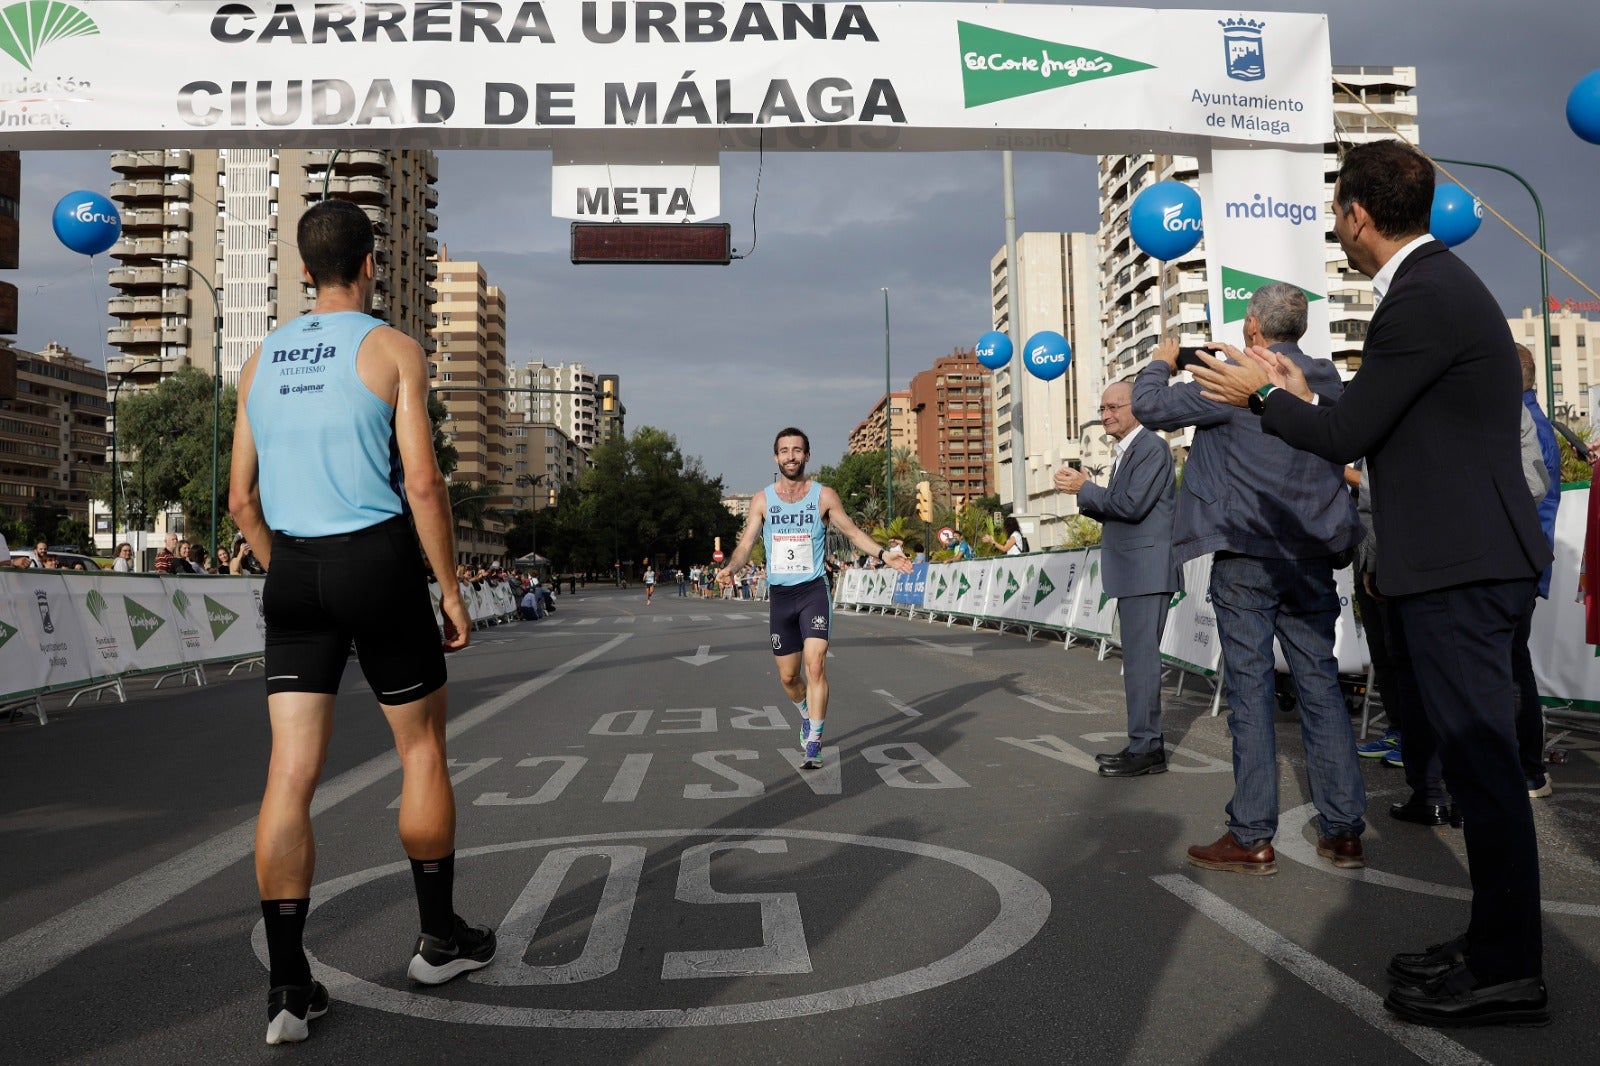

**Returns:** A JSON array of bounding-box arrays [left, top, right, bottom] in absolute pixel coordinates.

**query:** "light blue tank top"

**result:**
[[245, 312, 403, 537], [763, 481, 826, 586]]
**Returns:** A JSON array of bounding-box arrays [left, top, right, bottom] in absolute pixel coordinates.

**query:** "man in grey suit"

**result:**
[[1054, 381, 1180, 777], [1132, 284, 1366, 875]]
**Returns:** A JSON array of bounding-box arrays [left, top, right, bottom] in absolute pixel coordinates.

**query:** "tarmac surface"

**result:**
[[3, 584, 1597, 1065]]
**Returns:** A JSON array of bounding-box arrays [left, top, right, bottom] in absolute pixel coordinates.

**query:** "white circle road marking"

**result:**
[[253, 828, 1051, 1028], [1277, 788, 1600, 917]]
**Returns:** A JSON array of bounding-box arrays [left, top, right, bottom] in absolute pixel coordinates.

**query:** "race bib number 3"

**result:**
[[771, 532, 813, 574]]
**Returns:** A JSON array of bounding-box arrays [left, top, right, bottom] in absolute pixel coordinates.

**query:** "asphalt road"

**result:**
[[3, 584, 1597, 1065]]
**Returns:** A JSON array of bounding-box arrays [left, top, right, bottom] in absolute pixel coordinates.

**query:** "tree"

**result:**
[[448, 482, 501, 534], [815, 448, 888, 517], [503, 509, 539, 560], [428, 393, 459, 479]]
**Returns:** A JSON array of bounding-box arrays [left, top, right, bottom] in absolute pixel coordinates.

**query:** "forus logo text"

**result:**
[[1219, 17, 1265, 83]]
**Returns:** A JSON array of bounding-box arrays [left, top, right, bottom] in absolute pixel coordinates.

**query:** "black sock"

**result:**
[[260, 899, 312, 988], [409, 854, 456, 939]]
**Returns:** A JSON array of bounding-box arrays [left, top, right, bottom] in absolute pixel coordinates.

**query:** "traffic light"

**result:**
[[916, 480, 933, 523]]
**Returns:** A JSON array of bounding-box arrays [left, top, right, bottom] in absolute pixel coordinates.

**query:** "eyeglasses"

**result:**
[[1098, 403, 1130, 413]]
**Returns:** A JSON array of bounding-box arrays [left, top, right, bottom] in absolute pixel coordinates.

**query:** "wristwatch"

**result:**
[[1247, 383, 1278, 415], [877, 548, 887, 562]]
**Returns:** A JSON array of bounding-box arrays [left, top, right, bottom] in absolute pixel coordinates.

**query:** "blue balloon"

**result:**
[[1568, 69, 1600, 145], [52, 190, 121, 256], [1430, 183, 1482, 248], [1128, 180, 1203, 261], [975, 330, 1012, 370], [1022, 330, 1071, 382]]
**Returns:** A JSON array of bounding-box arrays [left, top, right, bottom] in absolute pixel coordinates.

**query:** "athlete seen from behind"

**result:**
[[718, 428, 914, 768], [229, 200, 495, 1046]]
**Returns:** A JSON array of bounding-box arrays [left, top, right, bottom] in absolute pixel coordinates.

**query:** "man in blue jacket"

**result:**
[[1132, 285, 1366, 876]]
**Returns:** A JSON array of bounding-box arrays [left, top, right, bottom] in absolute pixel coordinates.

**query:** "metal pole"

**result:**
[[107, 356, 163, 555], [1002, 152, 1026, 517], [321, 149, 344, 201], [881, 286, 892, 521], [165, 259, 224, 566], [1433, 158, 1553, 412]]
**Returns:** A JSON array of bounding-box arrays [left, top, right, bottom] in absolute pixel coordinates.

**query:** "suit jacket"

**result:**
[[1262, 240, 1551, 596], [1133, 342, 1362, 565], [1078, 426, 1182, 597]]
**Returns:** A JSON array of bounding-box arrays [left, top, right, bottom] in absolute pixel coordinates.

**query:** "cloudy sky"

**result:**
[[8, 0, 1598, 494]]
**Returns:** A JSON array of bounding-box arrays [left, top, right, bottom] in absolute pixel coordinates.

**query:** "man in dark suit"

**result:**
[[1054, 381, 1180, 777], [1191, 139, 1551, 1028], [1133, 290, 1367, 878]]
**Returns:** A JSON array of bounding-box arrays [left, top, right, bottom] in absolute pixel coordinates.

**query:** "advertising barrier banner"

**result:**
[[1068, 548, 1116, 639], [1159, 555, 1220, 675], [1530, 486, 1600, 708], [0, 572, 95, 696], [893, 563, 929, 606], [1028, 549, 1090, 631]]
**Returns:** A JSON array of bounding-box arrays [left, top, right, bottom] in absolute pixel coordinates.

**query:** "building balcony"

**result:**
[[340, 148, 392, 174], [424, 184, 439, 208], [107, 264, 189, 288], [424, 210, 439, 233], [162, 324, 190, 345], [326, 174, 391, 202], [107, 325, 164, 346], [108, 295, 165, 316]]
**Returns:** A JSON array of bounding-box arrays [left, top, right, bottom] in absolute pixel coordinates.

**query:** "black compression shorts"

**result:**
[[769, 575, 832, 656], [263, 515, 446, 705]]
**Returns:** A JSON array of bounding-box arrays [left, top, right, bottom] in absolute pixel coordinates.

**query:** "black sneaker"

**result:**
[[265, 980, 328, 1045], [407, 916, 497, 985]]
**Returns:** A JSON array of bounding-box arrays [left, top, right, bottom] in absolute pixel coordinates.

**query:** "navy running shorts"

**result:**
[[263, 515, 447, 705], [769, 575, 832, 656]]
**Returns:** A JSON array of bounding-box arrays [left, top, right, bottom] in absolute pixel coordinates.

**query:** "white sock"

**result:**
[[809, 719, 825, 738]]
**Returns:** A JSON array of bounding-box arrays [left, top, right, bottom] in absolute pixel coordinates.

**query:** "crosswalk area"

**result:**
[[531, 612, 760, 626]]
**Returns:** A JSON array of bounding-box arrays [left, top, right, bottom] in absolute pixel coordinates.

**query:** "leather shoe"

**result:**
[[1384, 968, 1549, 1028], [1098, 749, 1167, 777], [1389, 798, 1461, 827], [1094, 747, 1131, 766], [1316, 834, 1365, 869], [1186, 833, 1276, 875], [1388, 937, 1466, 985]]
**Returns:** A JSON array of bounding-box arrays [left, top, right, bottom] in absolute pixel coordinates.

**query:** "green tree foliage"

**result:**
[[503, 509, 539, 560], [428, 393, 459, 479], [815, 449, 888, 516], [448, 482, 503, 534], [1557, 422, 1594, 486], [536, 427, 739, 575], [91, 366, 236, 551]]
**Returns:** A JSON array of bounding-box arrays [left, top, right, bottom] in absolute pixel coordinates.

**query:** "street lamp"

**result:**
[[1432, 158, 1553, 412], [162, 258, 224, 568], [107, 355, 165, 554], [881, 286, 892, 520], [515, 472, 550, 572]]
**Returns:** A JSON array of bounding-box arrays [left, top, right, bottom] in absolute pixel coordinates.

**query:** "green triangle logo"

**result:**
[[123, 597, 166, 649], [1003, 571, 1021, 602], [0, 2, 101, 72], [958, 20, 1154, 108], [0, 616, 17, 650], [937, 574, 948, 597], [1169, 589, 1188, 610], [1033, 572, 1056, 606], [958, 574, 971, 599], [1221, 266, 1324, 324], [204, 595, 238, 640]]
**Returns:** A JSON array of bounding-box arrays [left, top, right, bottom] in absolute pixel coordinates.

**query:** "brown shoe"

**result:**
[[1186, 832, 1277, 875], [1317, 834, 1365, 869]]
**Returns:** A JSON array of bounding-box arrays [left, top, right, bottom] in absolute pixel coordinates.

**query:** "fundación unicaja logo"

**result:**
[[1221, 266, 1324, 324], [203, 595, 239, 640], [0, 1, 100, 72], [171, 586, 192, 619], [1219, 17, 1266, 83], [958, 21, 1153, 108], [85, 587, 109, 629], [123, 597, 166, 650]]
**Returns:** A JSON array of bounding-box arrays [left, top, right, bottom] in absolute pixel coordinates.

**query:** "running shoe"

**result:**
[[1528, 772, 1553, 799], [407, 916, 497, 986], [265, 980, 328, 1045], [1381, 748, 1405, 769], [801, 738, 823, 770], [1356, 730, 1400, 758]]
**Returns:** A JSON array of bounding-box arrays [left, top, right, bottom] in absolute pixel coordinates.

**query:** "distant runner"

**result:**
[[643, 564, 656, 606], [718, 427, 913, 768]]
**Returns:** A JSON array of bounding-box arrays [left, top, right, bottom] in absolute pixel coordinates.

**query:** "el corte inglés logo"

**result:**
[[1221, 266, 1324, 324], [0, 615, 17, 650], [1003, 571, 1021, 602], [204, 595, 239, 640], [1033, 571, 1056, 606], [958, 21, 1153, 108], [0, 2, 99, 72], [123, 597, 166, 649]]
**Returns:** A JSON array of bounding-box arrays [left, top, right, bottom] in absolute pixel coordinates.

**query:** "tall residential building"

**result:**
[[597, 373, 626, 445], [1509, 306, 1600, 421], [988, 232, 1103, 539], [0, 341, 108, 529], [429, 258, 509, 502], [1, 150, 17, 336], [847, 390, 916, 456], [105, 148, 440, 392], [511, 360, 599, 452], [909, 347, 994, 506], [511, 422, 584, 513]]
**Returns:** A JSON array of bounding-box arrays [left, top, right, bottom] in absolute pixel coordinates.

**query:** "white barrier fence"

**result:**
[[1, 573, 520, 723], [838, 486, 1600, 718]]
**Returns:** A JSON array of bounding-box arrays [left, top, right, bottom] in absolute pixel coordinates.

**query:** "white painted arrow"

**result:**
[[908, 637, 978, 657], [675, 644, 727, 667]]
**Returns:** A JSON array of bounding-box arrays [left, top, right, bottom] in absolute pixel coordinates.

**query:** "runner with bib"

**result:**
[[718, 428, 914, 768]]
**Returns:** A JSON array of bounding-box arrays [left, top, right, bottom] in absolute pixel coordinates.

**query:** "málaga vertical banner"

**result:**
[[1200, 143, 1330, 353]]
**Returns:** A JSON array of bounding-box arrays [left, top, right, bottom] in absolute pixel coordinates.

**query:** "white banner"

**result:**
[[0, 4, 1332, 151], [1269, 566, 1369, 677], [1160, 554, 1220, 675], [1068, 547, 1116, 639], [1200, 144, 1331, 354], [1028, 549, 1090, 631], [0, 572, 96, 696], [1530, 486, 1600, 708]]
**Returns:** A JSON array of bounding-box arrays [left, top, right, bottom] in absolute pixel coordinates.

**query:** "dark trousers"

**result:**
[[1510, 596, 1547, 781], [1116, 593, 1171, 754], [1353, 576, 1448, 805], [1394, 578, 1542, 983]]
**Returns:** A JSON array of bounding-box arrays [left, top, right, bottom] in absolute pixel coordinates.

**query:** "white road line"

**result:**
[[0, 633, 633, 1002], [873, 689, 923, 718], [1151, 875, 1489, 1066], [575, 617, 600, 626], [1018, 693, 1103, 716]]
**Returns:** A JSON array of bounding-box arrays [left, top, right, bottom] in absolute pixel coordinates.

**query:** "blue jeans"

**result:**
[[1210, 554, 1367, 844]]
